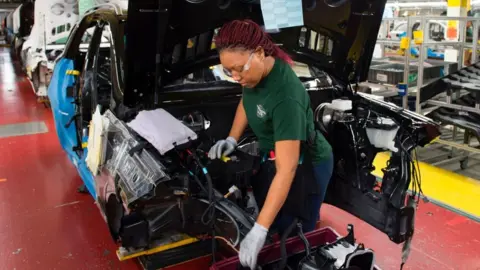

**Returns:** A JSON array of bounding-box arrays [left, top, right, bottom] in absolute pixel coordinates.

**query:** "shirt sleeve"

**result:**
[[272, 98, 307, 142]]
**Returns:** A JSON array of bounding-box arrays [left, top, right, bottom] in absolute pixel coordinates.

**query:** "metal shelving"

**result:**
[[372, 16, 480, 170], [375, 16, 480, 112]]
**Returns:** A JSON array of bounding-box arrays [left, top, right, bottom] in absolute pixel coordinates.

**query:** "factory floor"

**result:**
[[0, 47, 479, 270]]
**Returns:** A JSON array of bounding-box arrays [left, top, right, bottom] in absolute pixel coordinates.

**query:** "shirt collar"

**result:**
[[252, 58, 282, 89]]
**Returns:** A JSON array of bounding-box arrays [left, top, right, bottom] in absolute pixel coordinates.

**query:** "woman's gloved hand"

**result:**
[[208, 136, 237, 159], [239, 222, 268, 269]]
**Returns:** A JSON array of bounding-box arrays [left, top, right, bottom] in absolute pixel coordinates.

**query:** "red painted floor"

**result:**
[[0, 47, 479, 270]]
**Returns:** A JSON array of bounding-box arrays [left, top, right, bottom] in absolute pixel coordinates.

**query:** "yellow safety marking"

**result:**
[[447, 0, 469, 7], [116, 237, 199, 261], [66, 70, 80, 76], [413, 31, 424, 45], [373, 152, 480, 219], [82, 142, 88, 149], [448, 0, 460, 7], [400, 37, 410, 50]]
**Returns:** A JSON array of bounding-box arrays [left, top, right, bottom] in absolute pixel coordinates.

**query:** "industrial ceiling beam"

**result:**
[[0, 3, 21, 9]]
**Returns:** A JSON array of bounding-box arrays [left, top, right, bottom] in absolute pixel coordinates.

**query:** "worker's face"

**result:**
[[219, 47, 265, 88]]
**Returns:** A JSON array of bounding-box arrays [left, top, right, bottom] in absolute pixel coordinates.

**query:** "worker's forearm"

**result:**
[[256, 171, 296, 229], [228, 99, 248, 142]]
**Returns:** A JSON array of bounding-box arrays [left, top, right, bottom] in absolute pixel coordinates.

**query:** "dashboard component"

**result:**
[[180, 111, 211, 132]]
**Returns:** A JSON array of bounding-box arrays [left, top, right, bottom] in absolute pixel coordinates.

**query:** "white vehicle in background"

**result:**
[[22, 0, 80, 98], [11, 6, 20, 49], [21, 0, 128, 99], [7, 3, 34, 58]]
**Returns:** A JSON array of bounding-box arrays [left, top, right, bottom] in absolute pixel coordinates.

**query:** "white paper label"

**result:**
[[444, 49, 459, 63], [260, 0, 304, 30], [376, 73, 388, 82]]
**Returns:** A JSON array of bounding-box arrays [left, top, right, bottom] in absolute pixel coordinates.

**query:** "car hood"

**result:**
[[124, 0, 387, 101]]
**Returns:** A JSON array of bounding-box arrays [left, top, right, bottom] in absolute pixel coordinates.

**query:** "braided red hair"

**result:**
[[215, 19, 294, 66]]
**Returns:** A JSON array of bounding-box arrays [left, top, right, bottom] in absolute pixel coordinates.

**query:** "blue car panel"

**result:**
[[48, 58, 96, 198]]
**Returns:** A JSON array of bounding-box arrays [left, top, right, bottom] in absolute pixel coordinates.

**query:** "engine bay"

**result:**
[[97, 109, 259, 250], [87, 72, 439, 267]]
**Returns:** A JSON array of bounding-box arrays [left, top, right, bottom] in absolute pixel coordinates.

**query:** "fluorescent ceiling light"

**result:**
[[387, 0, 480, 7], [386, 2, 447, 8]]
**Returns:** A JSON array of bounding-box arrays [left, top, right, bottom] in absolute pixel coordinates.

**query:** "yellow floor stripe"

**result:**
[[373, 152, 480, 219], [116, 237, 199, 261]]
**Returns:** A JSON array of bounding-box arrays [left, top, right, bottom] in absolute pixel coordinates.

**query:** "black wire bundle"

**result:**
[[187, 149, 218, 264], [278, 218, 299, 270], [360, 107, 425, 203], [399, 134, 425, 204], [398, 135, 423, 270], [174, 144, 218, 264]]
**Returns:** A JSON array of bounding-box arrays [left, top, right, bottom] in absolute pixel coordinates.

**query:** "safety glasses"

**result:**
[[223, 52, 254, 78]]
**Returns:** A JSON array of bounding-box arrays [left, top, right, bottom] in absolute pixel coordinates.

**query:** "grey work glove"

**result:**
[[208, 136, 237, 159], [239, 222, 268, 269]]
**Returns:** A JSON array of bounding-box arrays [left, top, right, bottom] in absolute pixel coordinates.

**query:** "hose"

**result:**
[[215, 236, 239, 253], [297, 222, 311, 258], [279, 218, 299, 270]]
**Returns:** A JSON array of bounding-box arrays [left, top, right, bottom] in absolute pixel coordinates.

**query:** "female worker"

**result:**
[[208, 19, 334, 269]]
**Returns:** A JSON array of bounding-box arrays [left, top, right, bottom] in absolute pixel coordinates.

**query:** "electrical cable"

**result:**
[[214, 236, 239, 253], [279, 218, 299, 270], [191, 172, 209, 195], [386, 131, 422, 270], [348, 124, 362, 190], [178, 198, 186, 229], [357, 109, 424, 202], [296, 222, 314, 270], [186, 148, 218, 264], [398, 133, 424, 203]]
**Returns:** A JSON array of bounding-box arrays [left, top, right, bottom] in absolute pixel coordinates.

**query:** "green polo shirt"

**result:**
[[242, 59, 332, 164]]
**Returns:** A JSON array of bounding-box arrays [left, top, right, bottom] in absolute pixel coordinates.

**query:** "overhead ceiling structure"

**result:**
[[0, 0, 25, 10]]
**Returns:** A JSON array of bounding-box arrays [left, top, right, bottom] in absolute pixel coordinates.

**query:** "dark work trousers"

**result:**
[[273, 153, 334, 234]]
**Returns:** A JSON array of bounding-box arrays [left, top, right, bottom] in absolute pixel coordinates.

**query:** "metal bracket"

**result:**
[[154, 0, 173, 107]]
